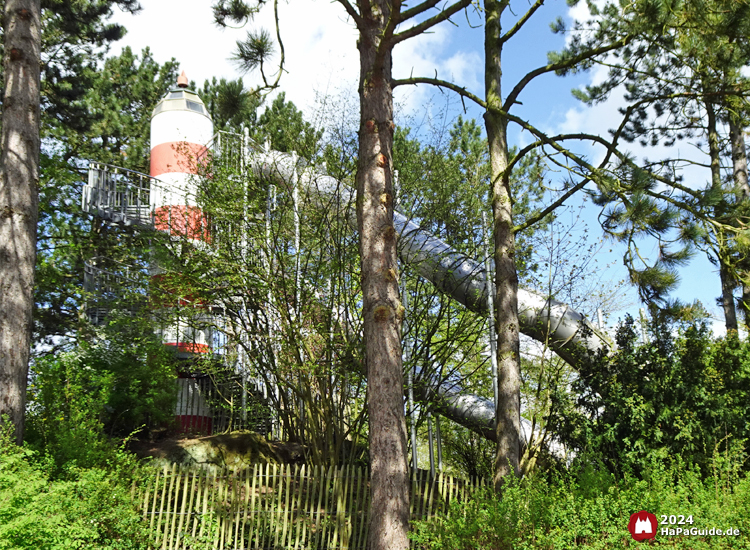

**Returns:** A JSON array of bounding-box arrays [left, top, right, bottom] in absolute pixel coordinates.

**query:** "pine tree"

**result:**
[[577, 0, 750, 329], [391, 0, 698, 485], [35, 47, 178, 349], [0, 0, 153, 443], [0, 0, 42, 445], [212, 0, 480, 545]]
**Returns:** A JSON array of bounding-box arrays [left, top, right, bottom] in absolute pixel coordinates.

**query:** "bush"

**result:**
[[26, 335, 177, 475], [410, 455, 750, 549], [555, 315, 750, 475], [0, 425, 150, 549]]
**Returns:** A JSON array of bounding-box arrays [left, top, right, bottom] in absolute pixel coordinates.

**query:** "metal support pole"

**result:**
[[408, 370, 418, 469], [394, 170, 400, 207], [242, 126, 249, 172], [597, 308, 604, 331], [291, 152, 305, 430], [482, 210, 499, 408], [241, 373, 247, 423], [401, 276, 418, 470], [396, 168, 419, 469], [427, 413, 435, 478], [292, 151, 301, 320], [264, 145, 280, 439], [436, 415, 442, 472]]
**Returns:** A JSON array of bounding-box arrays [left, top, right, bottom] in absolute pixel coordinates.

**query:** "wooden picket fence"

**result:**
[[135, 463, 487, 550]]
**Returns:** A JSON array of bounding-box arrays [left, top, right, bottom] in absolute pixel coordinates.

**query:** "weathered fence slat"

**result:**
[[293, 464, 305, 550], [136, 463, 485, 550], [281, 463, 292, 548], [356, 466, 368, 550]]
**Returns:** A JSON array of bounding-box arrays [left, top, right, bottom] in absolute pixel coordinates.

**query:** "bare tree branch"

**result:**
[[498, 0, 544, 46], [398, 0, 444, 23], [503, 36, 633, 112], [335, 0, 365, 28], [392, 0, 472, 45], [392, 75, 486, 107]]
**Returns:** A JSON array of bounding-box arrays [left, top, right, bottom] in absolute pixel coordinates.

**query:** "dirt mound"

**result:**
[[128, 431, 306, 470]]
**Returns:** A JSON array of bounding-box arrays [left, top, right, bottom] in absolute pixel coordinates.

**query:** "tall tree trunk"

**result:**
[[730, 118, 750, 200], [707, 101, 738, 331], [484, 0, 521, 489], [729, 116, 750, 328], [356, 1, 409, 549], [0, 0, 41, 445]]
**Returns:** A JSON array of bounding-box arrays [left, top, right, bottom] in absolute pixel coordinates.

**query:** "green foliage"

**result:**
[[0, 424, 149, 549], [557, 315, 750, 475], [176, 103, 366, 464], [411, 456, 750, 549], [438, 424, 495, 479], [254, 93, 324, 158], [200, 77, 263, 132], [570, 0, 750, 315], [35, 47, 178, 347], [26, 326, 177, 474], [394, 116, 548, 278], [74, 47, 179, 172], [233, 29, 276, 74], [0, 0, 142, 130]]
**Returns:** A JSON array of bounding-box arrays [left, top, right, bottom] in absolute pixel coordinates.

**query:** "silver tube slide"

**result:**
[[251, 148, 613, 440]]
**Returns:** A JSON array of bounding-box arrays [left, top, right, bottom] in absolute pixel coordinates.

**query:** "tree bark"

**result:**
[[0, 0, 41, 445], [729, 116, 750, 328], [707, 101, 738, 331], [484, 0, 521, 488], [729, 117, 750, 200], [356, 1, 409, 549]]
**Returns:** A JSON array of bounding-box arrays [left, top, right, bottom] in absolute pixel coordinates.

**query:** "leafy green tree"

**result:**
[[1, 0, 148, 443], [254, 93, 323, 158], [0, 423, 151, 548], [63, 46, 178, 171], [559, 313, 750, 475], [200, 76, 262, 133], [35, 47, 178, 349], [33, 0, 142, 134], [165, 123, 369, 466], [25, 317, 177, 475], [214, 0, 484, 545], [392, 0, 666, 485]]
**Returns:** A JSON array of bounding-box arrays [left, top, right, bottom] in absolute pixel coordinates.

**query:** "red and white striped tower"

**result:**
[[150, 71, 214, 434]]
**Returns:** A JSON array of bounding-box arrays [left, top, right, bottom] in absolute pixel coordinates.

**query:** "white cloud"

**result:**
[[111, 2, 239, 85], [109, 1, 481, 130], [563, 0, 608, 46], [392, 24, 482, 116], [111, 0, 359, 119]]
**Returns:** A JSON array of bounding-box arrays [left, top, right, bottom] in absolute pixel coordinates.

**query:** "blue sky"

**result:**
[[109, 0, 730, 332]]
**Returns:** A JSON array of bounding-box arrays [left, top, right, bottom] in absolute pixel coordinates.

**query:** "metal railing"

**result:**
[[83, 132, 263, 227], [83, 259, 148, 325], [200, 129, 265, 174], [82, 163, 157, 227]]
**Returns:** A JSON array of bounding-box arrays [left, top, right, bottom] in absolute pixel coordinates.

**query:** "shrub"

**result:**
[[0, 425, 150, 549], [410, 455, 750, 549], [555, 315, 750, 475], [26, 336, 176, 474]]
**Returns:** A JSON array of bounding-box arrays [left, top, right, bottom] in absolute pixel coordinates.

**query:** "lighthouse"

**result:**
[[150, 70, 213, 240], [150, 71, 215, 434]]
